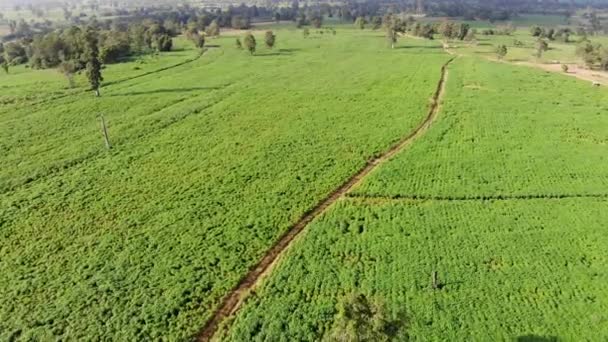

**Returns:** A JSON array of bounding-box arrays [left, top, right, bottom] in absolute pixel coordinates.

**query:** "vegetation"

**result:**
[[243, 32, 256, 55], [353, 58, 608, 198], [2, 1, 608, 341], [495, 44, 508, 59], [226, 198, 608, 340], [0, 29, 448, 341]]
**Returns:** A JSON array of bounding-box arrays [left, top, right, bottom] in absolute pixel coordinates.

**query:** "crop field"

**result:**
[[352, 57, 608, 198], [225, 56, 608, 341], [0, 28, 450, 340], [226, 198, 608, 341]]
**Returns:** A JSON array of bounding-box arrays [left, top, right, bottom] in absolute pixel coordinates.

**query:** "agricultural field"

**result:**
[[0, 28, 450, 340], [352, 57, 608, 198], [225, 198, 608, 341], [226, 56, 608, 341]]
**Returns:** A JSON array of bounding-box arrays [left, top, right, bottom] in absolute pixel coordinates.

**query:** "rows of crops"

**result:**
[[225, 56, 608, 341], [353, 57, 608, 198], [0, 29, 450, 340], [226, 198, 608, 341]]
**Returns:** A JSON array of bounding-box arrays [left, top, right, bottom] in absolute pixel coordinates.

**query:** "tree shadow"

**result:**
[[396, 45, 443, 49], [108, 86, 222, 96], [254, 50, 294, 56], [205, 44, 221, 48], [517, 335, 559, 342]]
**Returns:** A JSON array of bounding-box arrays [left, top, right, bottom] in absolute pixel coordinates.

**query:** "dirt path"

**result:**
[[513, 61, 608, 86], [195, 57, 456, 342], [443, 44, 608, 86]]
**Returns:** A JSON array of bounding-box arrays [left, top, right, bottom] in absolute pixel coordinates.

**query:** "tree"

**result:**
[[534, 39, 549, 59], [458, 23, 470, 40], [327, 294, 405, 342], [464, 29, 476, 44], [58, 60, 77, 87], [155, 34, 173, 52], [0, 55, 8, 74], [235, 38, 242, 49], [439, 21, 454, 40], [243, 32, 256, 55], [354, 17, 366, 30], [83, 26, 103, 96], [530, 25, 542, 37], [264, 31, 276, 49], [386, 28, 397, 49], [495, 44, 507, 60], [206, 20, 220, 37], [303, 28, 310, 38]]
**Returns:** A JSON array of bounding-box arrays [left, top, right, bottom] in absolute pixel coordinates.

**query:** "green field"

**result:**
[[353, 57, 608, 198], [0, 28, 449, 340], [225, 198, 608, 341], [226, 56, 608, 341], [2, 19, 608, 342]]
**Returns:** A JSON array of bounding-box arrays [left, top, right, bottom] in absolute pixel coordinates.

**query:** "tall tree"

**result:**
[[386, 28, 397, 49], [58, 60, 77, 88], [83, 26, 103, 96], [535, 39, 549, 58], [354, 17, 366, 30], [206, 20, 220, 37], [495, 44, 507, 60], [264, 31, 276, 49], [243, 32, 256, 55]]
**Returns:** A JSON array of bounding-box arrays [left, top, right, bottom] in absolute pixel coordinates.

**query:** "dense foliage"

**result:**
[[227, 198, 608, 340], [0, 29, 448, 340]]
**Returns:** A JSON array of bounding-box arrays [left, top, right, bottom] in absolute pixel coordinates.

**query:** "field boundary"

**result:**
[[194, 56, 456, 342], [345, 192, 608, 203]]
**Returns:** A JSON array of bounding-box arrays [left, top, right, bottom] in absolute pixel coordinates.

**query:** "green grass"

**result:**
[[224, 48, 608, 342], [226, 198, 608, 341], [353, 57, 608, 198], [0, 28, 450, 340]]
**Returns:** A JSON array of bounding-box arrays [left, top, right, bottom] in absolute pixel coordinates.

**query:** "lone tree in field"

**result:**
[[206, 20, 220, 37], [235, 38, 243, 49], [244, 33, 256, 55], [495, 44, 508, 60], [83, 26, 103, 96], [355, 16, 366, 30], [58, 60, 77, 88], [386, 28, 397, 49], [264, 30, 276, 49], [328, 293, 406, 342], [534, 39, 549, 59]]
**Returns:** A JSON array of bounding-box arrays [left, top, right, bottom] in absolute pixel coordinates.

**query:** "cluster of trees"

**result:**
[[236, 31, 276, 55], [1, 19, 175, 71], [438, 21, 471, 41], [576, 41, 608, 70], [530, 26, 576, 43]]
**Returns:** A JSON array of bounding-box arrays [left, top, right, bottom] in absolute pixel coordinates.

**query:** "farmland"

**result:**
[[2, 4, 608, 341], [225, 56, 608, 341], [225, 198, 608, 341], [0, 29, 450, 340], [352, 57, 608, 198]]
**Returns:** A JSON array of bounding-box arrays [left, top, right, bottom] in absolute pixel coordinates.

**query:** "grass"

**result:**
[[224, 44, 608, 341], [225, 198, 608, 341], [352, 57, 608, 198], [0, 28, 450, 340]]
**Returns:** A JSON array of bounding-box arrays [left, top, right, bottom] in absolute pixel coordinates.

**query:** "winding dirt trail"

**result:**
[[195, 57, 456, 342]]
